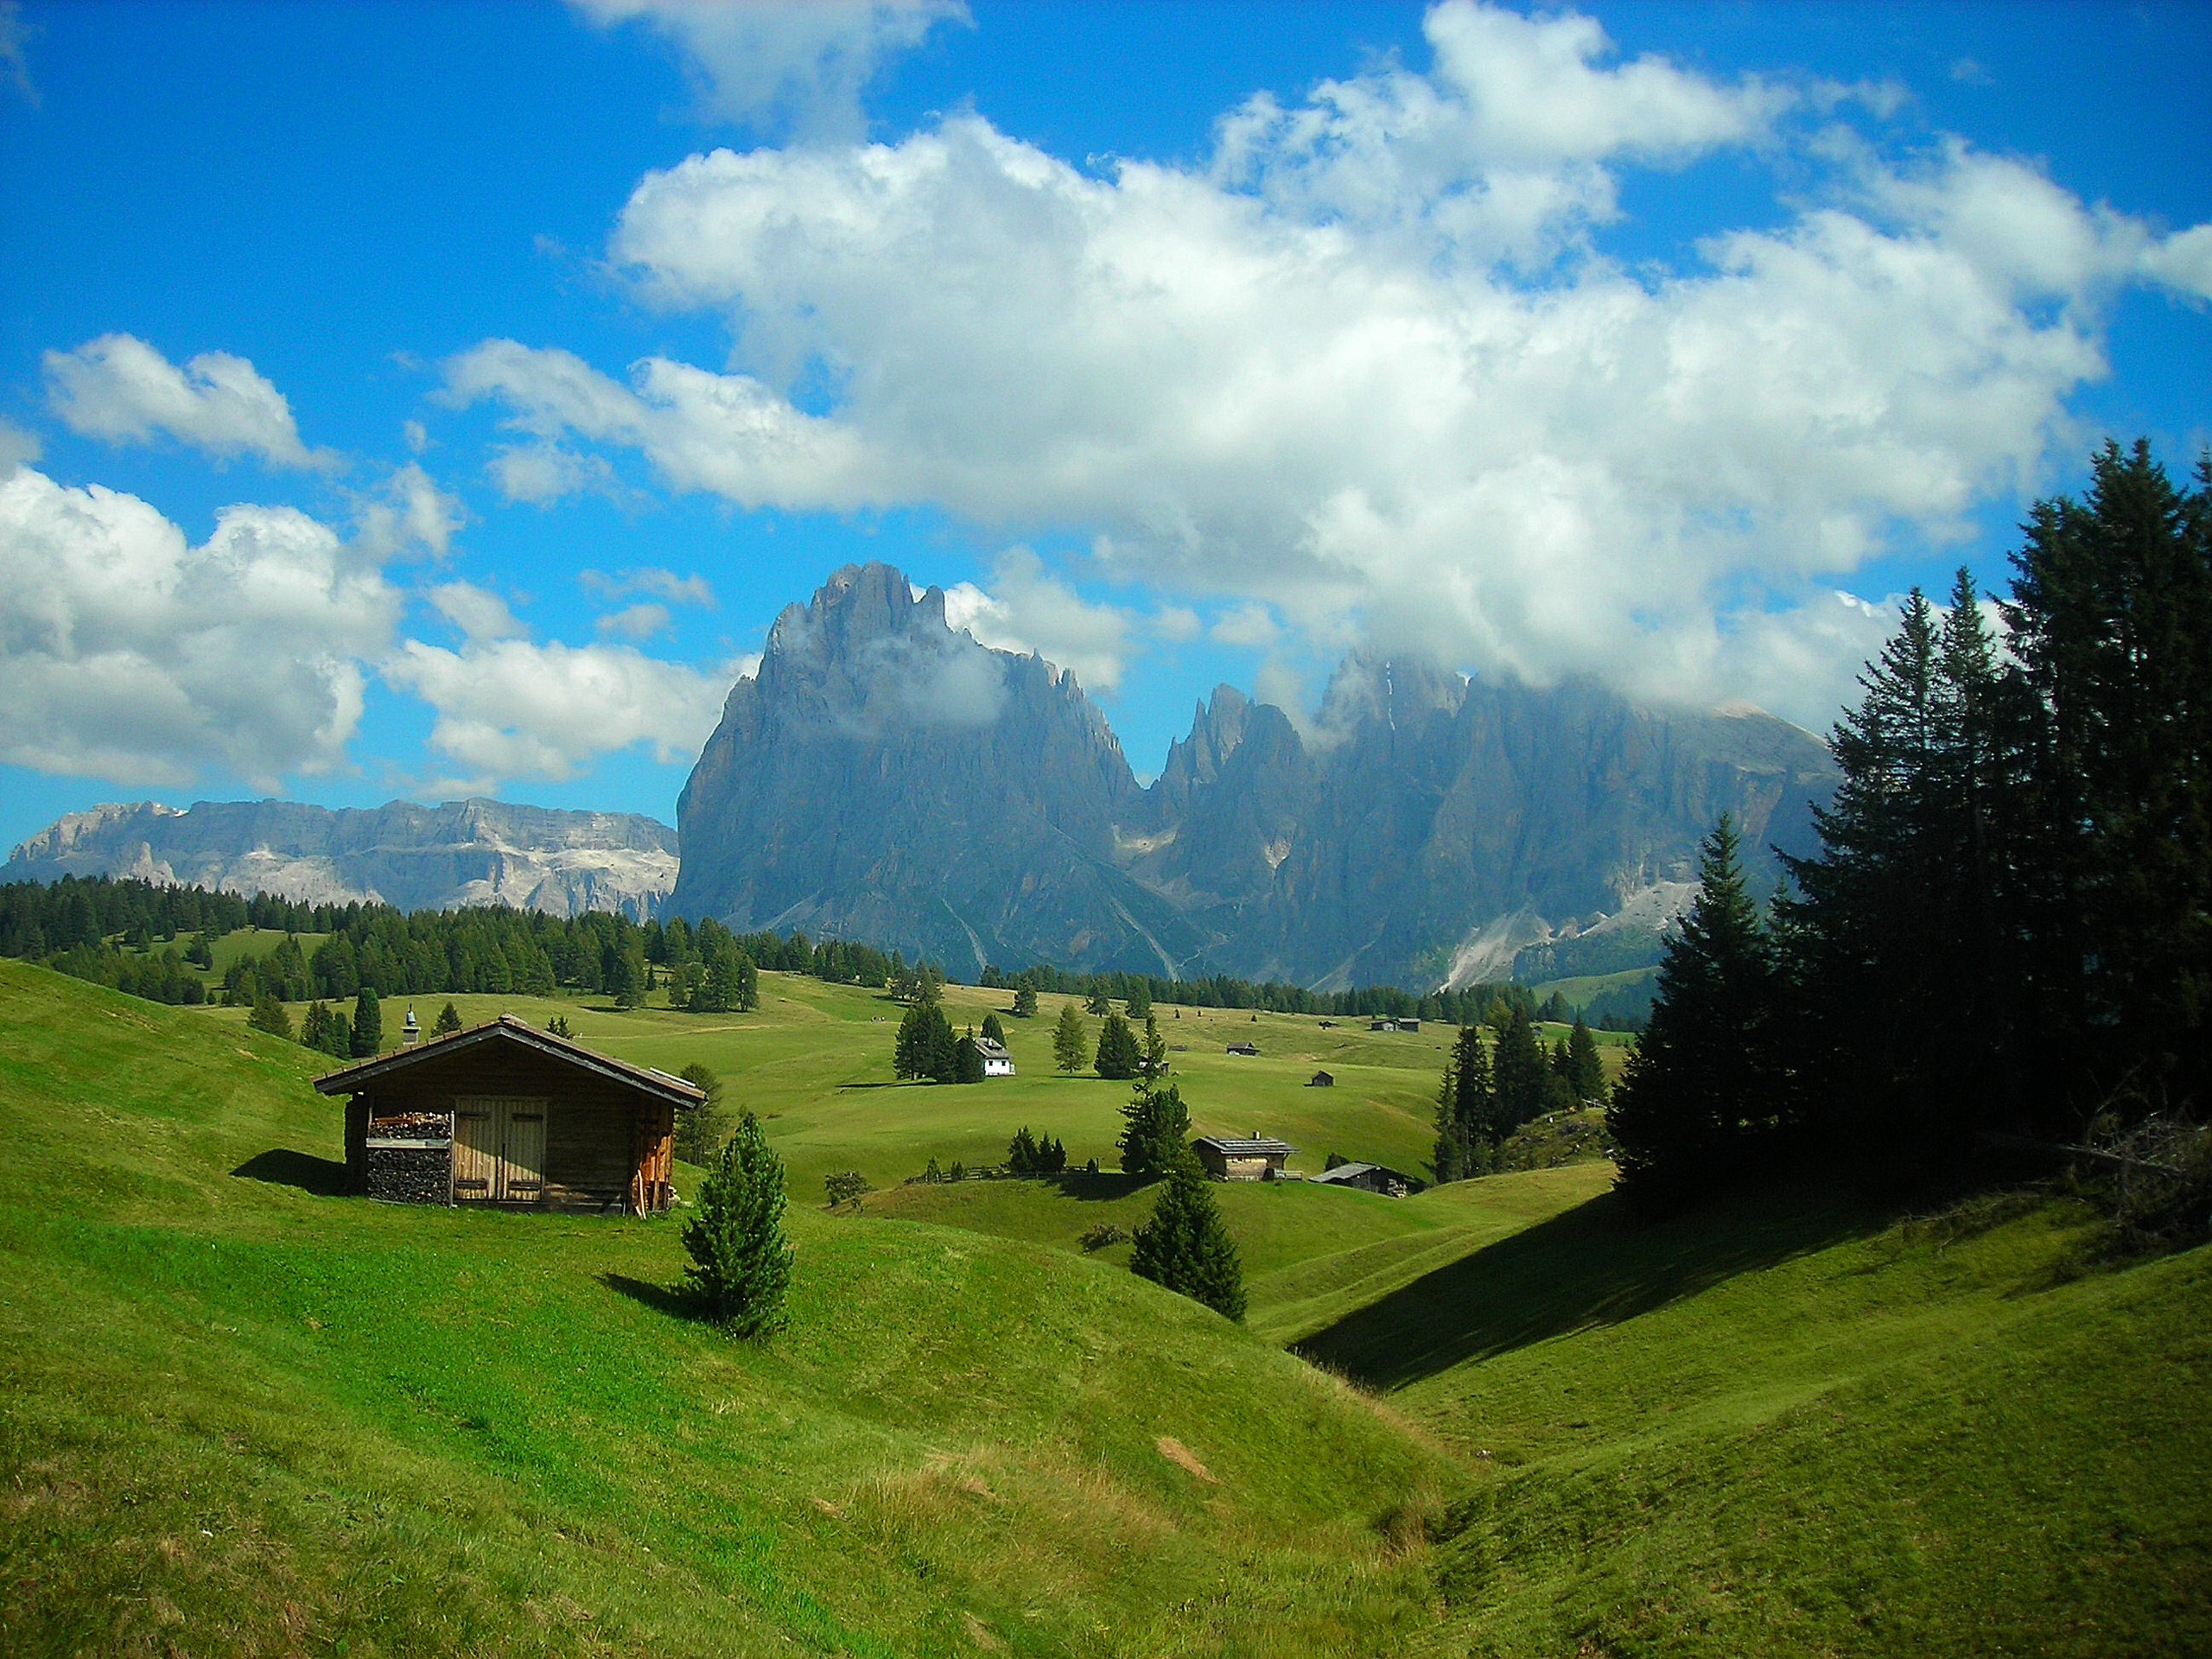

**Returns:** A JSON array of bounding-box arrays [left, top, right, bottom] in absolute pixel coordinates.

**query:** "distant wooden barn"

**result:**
[[1193, 1134, 1298, 1181], [1309, 1070, 1335, 1087], [1310, 1160, 1426, 1198], [316, 1014, 703, 1214], [1225, 1040, 1260, 1057]]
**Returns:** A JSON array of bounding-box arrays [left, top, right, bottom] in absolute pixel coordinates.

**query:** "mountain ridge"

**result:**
[[3, 797, 678, 920], [674, 562, 1840, 988]]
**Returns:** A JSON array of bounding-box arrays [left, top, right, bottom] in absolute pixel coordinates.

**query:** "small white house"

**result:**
[[976, 1036, 1016, 1077]]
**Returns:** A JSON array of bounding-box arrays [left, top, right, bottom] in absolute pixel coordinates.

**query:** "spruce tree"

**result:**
[[981, 1011, 1007, 1046], [248, 993, 294, 1041], [1095, 1011, 1141, 1080], [1566, 1017, 1607, 1104], [1130, 1154, 1246, 1320], [1433, 1023, 1497, 1181], [1490, 1006, 1551, 1134], [350, 987, 382, 1057], [2004, 441, 2212, 1123], [955, 1033, 985, 1084], [681, 1109, 793, 1338], [1119, 1077, 1192, 1178], [893, 1002, 929, 1078], [1609, 815, 1781, 1211], [1011, 985, 1038, 1018], [433, 1000, 464, 1036], [1052, 1004, 1090, 1072]]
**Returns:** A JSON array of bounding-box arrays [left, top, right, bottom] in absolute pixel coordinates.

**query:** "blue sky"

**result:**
[[2, 0, 2207, 855]]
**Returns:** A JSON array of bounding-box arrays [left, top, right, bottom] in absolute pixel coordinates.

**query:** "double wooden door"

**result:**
[[452, 1096, 547, 1203]]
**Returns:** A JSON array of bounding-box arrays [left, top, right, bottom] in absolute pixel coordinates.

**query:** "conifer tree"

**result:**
[[1116, 1015, 1187, 1177], [1130, 1154, 1245, 1320], [955, 1032, 985, 1084], [1609, 815, 1780, 1211], [1433, 1023, 1497, 1181], [1052, 1003, 1090, 1073], [1490, 1006, 1551, 1134], [433, 1001, 464, 1036], [350, 987, 381, 1057], [248, 993, 294, 1041], [1011, 985, 1038, 1018], [681, 1109, 792, 1338], [1125, 982, 1153, 1020], [1094, 1011, 1141, 1080], [981, 1011, 1007, 1046], [1565, 1016, 1607, 1104]]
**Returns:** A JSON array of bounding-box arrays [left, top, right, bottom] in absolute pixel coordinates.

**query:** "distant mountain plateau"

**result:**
[[3, 798, 677, 922]]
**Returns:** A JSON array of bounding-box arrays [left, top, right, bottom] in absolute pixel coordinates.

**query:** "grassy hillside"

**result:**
[[1299, 1185, 2212, 1656], [10, 958, 2209, 1656], [0, 960, 1457, 1658], [185, 975, 1501, 1198]]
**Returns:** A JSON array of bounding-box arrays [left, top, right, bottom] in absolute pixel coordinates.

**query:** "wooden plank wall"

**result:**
[[361, 1045, 656, 1210]]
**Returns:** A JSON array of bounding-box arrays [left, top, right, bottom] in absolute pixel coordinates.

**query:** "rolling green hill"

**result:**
[[0, 960, 1457, 1657], [5, 958, 2208, 1656]]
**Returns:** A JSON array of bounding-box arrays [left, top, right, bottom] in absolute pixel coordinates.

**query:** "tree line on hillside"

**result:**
[[2, 869, 1628, 1031], [1611, 441, 2212, 1212], [1432, 1007, 1608, 1181]]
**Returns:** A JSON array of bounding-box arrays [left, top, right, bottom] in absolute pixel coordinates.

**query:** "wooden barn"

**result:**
[[316, 1014, 704, 1214], [1193, 1134, 1298, 1181], [1310, 1160, 1426, 1198]]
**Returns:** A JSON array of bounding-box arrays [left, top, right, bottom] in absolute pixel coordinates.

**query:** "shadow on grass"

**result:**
[[230, 1147, 350, 1197], [1292, 1184, 1881, 1391], [600, 1272, 691, 1319], [1051, 1170, 1152, 1203]]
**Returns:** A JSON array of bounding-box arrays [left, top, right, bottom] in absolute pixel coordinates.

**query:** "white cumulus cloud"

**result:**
[[454, 0, 2209, 730], [940, 547, 1134, 691], [0, 467, 398, 785], [574, 0, 968, 142], [380, 635, 736, 782], [42, 334, 339, 472]]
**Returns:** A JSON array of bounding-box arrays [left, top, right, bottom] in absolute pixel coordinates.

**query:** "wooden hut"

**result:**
[[315, 1014, 703, 1214], [1310, 1160, 1425, 1198], [1193, 1134, 1298, 1181], [1309, 1069, 1335, 1087]]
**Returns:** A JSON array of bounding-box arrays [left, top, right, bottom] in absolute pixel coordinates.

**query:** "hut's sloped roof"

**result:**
[[1195, 1135, 1298, 1158], [311, 1013, 706, 1108]]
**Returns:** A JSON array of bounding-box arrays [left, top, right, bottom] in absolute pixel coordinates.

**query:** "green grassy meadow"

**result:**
[[6, 956, 2209, 1656]]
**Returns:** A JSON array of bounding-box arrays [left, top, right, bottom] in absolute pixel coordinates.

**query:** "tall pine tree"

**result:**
[[1609, 815, 1782, 1211]]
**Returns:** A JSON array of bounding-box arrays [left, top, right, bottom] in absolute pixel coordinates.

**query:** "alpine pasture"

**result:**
[[3, 957, 2206, 1656]]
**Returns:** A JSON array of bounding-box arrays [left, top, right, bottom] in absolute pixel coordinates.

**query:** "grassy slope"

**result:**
[[187, 976, 1519, 1199], [12, 959, 2209, 1656], [0, 961, 1455, 1658], [1299, 1186, 2212, 1657]]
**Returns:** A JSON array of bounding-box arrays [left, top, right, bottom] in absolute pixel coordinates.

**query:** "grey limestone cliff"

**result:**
[[671, 562, 1840, 988], [670, 563, 1204, 976]]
